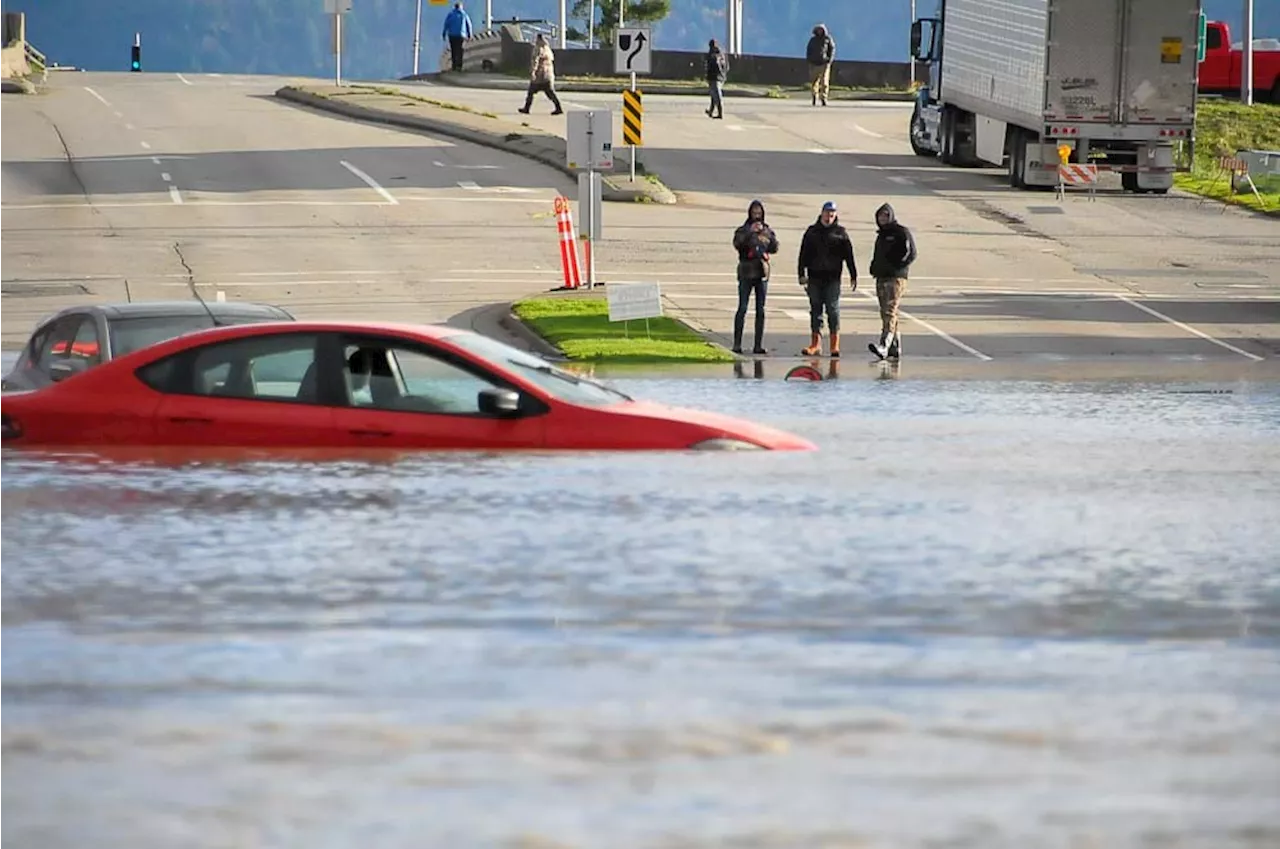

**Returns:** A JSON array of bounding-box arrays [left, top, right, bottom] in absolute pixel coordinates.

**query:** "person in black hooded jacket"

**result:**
[[797, 200, 857, 357], [868, 202, 917, 360], [731, 198, 778, 354]]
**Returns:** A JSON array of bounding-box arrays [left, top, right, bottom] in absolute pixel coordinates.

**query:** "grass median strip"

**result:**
[[512, 297, 734, 363], [1175, 100, 1280, 215]]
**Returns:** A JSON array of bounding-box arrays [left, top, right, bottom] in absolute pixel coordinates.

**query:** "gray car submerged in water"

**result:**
[[1, 300, 295, 392]]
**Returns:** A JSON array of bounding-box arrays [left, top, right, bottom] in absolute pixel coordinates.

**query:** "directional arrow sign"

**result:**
[[614, 26, 652, 75]]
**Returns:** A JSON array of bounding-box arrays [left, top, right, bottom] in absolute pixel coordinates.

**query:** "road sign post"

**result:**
[[567, 109, 614, 288], [325, 0, 353, 86], [615, 27, 650, 185], [622, 89, 642, 183]]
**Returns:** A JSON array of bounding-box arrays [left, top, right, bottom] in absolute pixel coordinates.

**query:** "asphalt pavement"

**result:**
[[2, 71, 1277, 366]]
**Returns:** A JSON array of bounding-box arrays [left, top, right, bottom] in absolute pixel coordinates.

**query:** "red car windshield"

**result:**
[[447, 332, 632, 406]]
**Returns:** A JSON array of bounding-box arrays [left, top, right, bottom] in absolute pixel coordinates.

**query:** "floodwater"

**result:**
[[4, 370, 1280, 849]]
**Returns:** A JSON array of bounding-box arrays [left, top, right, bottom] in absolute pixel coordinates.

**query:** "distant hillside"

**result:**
[[21, 0, 1280, 81]]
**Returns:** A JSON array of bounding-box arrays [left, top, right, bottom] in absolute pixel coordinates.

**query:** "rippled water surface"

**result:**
[[4, 373, 1280, 849]]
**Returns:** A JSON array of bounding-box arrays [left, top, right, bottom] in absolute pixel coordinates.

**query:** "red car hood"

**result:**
[[602, 399, 817, 451]]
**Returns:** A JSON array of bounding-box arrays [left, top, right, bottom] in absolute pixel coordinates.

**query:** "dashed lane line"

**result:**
[[339, 160, 398, 205], [84, 87, 111, 106], [1114, 294, 1265, 362]]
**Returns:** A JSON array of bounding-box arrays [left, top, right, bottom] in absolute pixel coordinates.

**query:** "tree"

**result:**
[[567, 0, 670, 48]]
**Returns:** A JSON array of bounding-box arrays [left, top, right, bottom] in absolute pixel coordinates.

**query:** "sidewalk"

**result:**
[[415, 71, 917, 102], [274, 84, 677, 205]]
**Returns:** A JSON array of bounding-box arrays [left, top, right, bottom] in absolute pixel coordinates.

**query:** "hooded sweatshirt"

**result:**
[[869, 203, 918, 279], [733, 199, 779, 280], [531, 39, 555, 83], [806, 25, 835, 65], [798, 210, 856, 284]]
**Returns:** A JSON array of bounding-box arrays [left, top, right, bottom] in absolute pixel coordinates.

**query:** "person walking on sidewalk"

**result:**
[[806, 24, 835, 106], [731, 199, 779, 355], [797, 200, 858, 357], [705, 39, 728, 119], [868, 202, 917, 360], [442, 2, 474, 72], [519, 34, 564, 115]]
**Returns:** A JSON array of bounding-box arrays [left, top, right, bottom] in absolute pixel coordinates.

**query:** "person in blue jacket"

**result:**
[[442, 2, 474, 72]]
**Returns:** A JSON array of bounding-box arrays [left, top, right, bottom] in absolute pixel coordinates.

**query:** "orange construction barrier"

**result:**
[[552, 195, 582, 291]]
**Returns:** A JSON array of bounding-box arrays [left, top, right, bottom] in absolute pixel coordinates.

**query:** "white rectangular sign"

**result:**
[[324, 0, 352, 13], [614, 27, 652, 75], [607, 281, 663, 322], [566, 109, 614, 171]]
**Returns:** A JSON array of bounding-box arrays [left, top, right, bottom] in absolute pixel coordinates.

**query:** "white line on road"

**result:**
[[457, 180, 482, 190], [177, 73, 193, 85], [114, 111, 124, 119], [207, 73, 222, 77], [84, 87, 111, 106], [140, 141, 151, 150], [339, 160, 398, 204], [851, 122, 885, 139], [169, 186, 184, 205], [886, 175, 913, 185], [125, 123, 135, 131], [151, 156, 162, 165], [160, 172, 172, 182], [1114, 294, 1264, 361], [853, 291, 992, 360]]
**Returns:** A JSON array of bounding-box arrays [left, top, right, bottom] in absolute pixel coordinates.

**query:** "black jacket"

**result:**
[[806, 32, 834, 65], [733, 200, 778, 280], [798, 215, 857, 284], [705, 48, 727, 83], [869, 203, 917, 279]]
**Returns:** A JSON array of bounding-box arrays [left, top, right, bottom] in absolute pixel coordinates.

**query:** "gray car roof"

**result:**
[[41, 301, 293, 323]]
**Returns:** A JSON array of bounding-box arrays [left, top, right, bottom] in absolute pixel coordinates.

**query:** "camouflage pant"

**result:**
[[875, 277, 906, 338]]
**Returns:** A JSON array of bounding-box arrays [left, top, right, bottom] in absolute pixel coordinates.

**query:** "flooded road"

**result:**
[[4, 371, 1280, 849]]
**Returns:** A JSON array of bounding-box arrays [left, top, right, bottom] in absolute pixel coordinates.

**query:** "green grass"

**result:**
[[512, 296, 734, 363], [1174, 100, 1280, 215], [343, 85, 499, 119]]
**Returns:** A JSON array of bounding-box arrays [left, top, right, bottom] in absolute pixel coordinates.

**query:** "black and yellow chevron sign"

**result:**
[[622, 89, 643, 146]]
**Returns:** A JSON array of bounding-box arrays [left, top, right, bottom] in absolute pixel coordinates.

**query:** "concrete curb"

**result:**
[[274, 85, 676, 205], [445, 302, 569, 361], [411, 72, 917, 101]]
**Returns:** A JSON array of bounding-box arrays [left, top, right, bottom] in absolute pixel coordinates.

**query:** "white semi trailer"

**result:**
[[908, 0, 1202, 193]]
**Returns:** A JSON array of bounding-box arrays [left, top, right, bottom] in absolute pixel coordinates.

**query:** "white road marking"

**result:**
[[160, 172, 172, 182], [169, 186, 184, 204], [125, 123, 135, 130], [1114, 294, 1265, 361], [151, 156, 162, 165], [114, 111, 124, 118], [431, 160, 501, 170], [177, 73, 193, 85], [886, 175, 913, 185], [207, 73, 223, 77], [851, 122, 885, 139], [140, 141, 152, 150], [457, 180, 482, 190], [84, 87, 111, 106], [807, 147, 828, 154], [726, 125, 745, 131], [894, 309, 992, 360], [783, 309, 812, 323], [339, 159, 398, 204]]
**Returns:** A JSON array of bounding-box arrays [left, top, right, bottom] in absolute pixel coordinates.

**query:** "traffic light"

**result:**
[[131, 33, 141, 71]]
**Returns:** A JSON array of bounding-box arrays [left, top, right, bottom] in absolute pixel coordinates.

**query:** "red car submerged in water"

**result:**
[[0, 321, 816, 452]]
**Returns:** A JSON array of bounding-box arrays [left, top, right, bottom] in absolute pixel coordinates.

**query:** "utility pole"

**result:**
[[588, 1, 595, 48], [559, 0, 567, 48], [412, 0, 422, 76], [485, 0, 492, 31], [1242, 0, 1254, 105], [619, 0, 625, 30], [909, 0, 916, 87]]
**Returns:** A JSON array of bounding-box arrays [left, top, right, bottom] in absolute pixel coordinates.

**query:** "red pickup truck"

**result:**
[[1198, 20, 1280, 103]]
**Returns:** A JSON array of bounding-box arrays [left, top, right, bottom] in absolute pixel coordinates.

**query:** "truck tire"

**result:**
[[909, 105, 935, 157], [1121, 171, 1139, 192], [939, 108, 957, 165], [1007, 128, 1026, 189]]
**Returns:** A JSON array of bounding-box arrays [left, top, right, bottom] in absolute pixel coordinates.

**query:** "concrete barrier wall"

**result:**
[[3, 11, 25, 45], [499, 37, 925, 89], [2, 43, 30, 79]]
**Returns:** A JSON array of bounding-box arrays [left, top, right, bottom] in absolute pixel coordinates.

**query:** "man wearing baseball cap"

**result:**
[[797, 200, 858, 357]]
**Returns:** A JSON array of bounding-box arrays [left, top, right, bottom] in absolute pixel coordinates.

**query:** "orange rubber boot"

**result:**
[[801, 332, 821, 356]]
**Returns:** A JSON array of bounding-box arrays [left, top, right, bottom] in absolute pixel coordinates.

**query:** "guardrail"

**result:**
[[24, 40, 47, 81], [439, 29, 506, 73]]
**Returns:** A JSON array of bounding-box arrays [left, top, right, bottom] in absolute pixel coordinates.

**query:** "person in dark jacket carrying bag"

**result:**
[[797, 200, 857, 358], [731, 199, 778, 355], [868, 202, 917, 360], [705, 39, 728, 119]]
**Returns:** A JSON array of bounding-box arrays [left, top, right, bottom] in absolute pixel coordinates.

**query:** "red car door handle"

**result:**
[[168, 416, 214, 425], [349, 428, 393, 437]]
